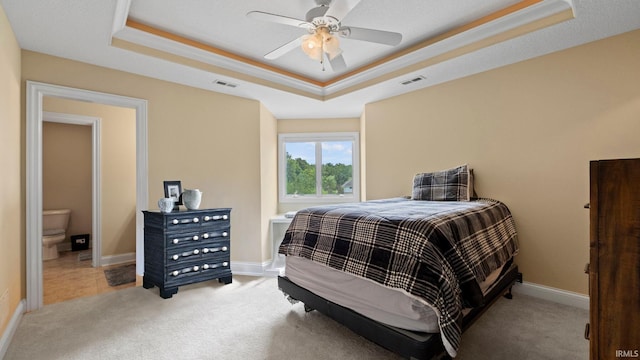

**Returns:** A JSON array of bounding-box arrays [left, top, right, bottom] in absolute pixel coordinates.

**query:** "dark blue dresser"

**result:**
[[142, 208, 232, 298]]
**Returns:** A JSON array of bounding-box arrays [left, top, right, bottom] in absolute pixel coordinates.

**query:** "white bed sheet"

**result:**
[[284, 255, 504, 333]]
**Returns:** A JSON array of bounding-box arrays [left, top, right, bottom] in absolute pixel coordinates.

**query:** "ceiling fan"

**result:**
[[247, 0, 402, 72]]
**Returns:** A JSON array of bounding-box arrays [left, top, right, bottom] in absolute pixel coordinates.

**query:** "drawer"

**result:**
[[165, 258, 230, 284], [165, 210, 230, 231], [165, 228, 229, 247], [166, 240, 230, 263]]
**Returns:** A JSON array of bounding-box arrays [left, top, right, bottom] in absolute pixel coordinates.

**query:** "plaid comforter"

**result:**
[[279, 197, 519, 357]]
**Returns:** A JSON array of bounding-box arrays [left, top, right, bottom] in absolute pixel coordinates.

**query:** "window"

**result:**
[[278, 132, 359, 203]]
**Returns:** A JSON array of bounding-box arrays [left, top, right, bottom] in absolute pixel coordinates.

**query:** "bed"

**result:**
[[276, 164, 520, 359]]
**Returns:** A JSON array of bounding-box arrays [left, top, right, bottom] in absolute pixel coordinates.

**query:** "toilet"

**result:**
[[42, 209, 71, 260]]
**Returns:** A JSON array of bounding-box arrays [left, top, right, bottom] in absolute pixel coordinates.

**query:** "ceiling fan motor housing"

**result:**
[[306, 6, 341, 33]]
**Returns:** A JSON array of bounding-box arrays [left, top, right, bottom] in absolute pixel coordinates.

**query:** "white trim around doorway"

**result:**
[[26, 81, 148, 311]]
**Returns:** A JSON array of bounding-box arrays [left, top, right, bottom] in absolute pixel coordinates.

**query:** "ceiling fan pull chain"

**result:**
[[321, 38, 326, 71]]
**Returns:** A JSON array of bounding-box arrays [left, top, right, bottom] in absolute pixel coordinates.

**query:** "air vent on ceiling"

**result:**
[[213, 80, 238, 88], [400, 75, 426, 86]]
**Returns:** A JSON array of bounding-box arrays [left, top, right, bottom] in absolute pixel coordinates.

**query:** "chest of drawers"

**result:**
[[588, 159, 640, 359], [142, 208, 232, 298]]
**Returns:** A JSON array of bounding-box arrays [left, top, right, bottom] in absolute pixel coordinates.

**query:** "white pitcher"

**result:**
[[182, 189, 202, 210]]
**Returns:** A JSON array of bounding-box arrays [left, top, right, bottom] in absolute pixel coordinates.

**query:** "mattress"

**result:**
[[284, 255, 504, 333]]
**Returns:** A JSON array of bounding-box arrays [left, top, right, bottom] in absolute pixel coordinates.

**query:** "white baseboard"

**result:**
[[230, 261, 273, 277], [101, 252, 136, 266], [0, 299, 25, 359], [513, 281, 589, 310], [230, 261, 271, 276]]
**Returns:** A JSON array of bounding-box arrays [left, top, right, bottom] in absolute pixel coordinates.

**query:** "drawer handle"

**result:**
[[173, 239, 179, 244], [171, 265, 204, 276], [201, 232, 227, 239], [202, 261, 229, 270], [584, 323, 590, 340], [202, 246, 228, 254], [182, 250, 199, 258], [203, 214, 229, 222], [192, 235, 199, 241], [172, 249, 201, 260], [171, 218, 199, 225]]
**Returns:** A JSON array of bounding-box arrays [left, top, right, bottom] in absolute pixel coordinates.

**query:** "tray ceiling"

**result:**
[[3, 0, 640, 118]]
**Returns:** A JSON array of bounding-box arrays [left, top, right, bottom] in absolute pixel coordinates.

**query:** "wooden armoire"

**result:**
[[588, 158, 640, 359]]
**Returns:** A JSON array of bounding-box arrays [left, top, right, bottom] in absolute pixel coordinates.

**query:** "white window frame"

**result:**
[[278, 132, 360, 203]]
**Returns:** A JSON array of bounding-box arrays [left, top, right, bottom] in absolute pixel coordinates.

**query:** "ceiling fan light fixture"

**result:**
[[301, 32, 324, 61], [322, 31, 341, 59], [251, 0, 403, 71], [301, 27, 342, 63]]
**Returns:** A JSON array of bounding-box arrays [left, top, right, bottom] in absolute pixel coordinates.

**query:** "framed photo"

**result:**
[[163, 180, 182, 210]]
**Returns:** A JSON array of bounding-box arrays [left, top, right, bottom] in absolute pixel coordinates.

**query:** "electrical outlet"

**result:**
[[0, 288, 9, 328]]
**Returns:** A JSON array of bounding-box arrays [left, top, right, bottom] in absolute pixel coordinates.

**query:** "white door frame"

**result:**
[[26, 81, 148, 311], [42, 111, 102, 268]]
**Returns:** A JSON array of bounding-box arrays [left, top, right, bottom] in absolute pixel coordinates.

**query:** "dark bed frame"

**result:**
[[278, 263, 521, 360]]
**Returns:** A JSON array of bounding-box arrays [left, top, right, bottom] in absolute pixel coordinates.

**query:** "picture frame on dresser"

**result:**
[[163, 180, 182, 210]]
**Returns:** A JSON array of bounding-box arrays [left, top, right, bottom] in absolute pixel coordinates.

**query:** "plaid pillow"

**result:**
[[412, 164, 471, 201]]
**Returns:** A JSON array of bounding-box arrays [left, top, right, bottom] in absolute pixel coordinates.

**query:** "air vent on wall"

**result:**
[[213, 80, 238, 88], [400, 75, 426, 85]]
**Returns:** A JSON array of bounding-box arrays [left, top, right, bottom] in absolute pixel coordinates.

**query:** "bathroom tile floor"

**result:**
[[43, 250, 138, 305]]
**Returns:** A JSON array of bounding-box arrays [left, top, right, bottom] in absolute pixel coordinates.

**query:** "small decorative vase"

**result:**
[[158, 198, 174, 213], [182, 189, 202, 210]]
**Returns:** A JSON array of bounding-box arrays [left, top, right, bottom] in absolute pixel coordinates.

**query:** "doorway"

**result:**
[[42, 111, 101, 269], [26, 81, 148, 311]]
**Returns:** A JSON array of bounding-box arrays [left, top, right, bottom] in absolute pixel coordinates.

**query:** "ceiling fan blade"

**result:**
[[324, 0, 361, 21], [264, 36, 304, 60], [339, 26, 402, 46], [328, 53, 347, 72], [246, 11, 313, 29]]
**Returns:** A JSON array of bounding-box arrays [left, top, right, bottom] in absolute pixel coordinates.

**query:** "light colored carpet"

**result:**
[[4, 276, 588, 360]]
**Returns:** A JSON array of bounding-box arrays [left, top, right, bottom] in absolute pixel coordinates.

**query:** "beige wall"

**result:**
[[21, 50, 268, 265], [277, 117, 360, 213], [260, 104, 278, 262], [43, 98, 137, 256], [0, 4, 22, 339], [359, 112, 367, 200], [364, 29, 640, 295], [42, 122, 92, 246]]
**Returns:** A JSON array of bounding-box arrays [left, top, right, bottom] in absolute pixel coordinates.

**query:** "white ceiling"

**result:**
[[126, 0, 523, 82], [2, 0, 640, 119]]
